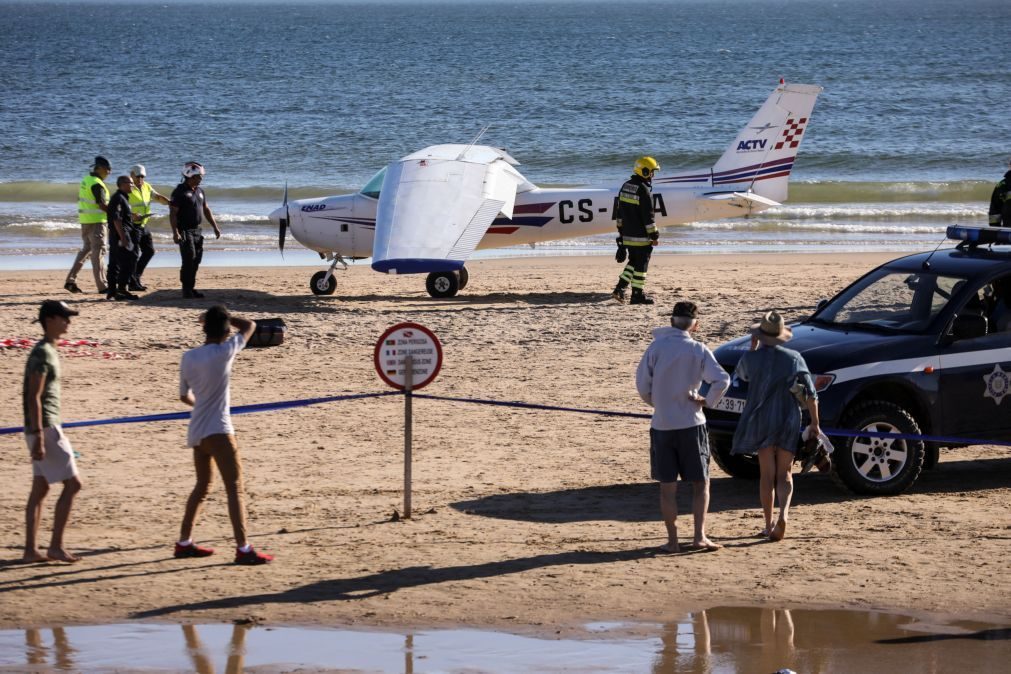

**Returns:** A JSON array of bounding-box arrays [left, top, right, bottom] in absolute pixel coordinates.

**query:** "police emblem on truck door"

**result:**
[[983, 364, 1011, 404]]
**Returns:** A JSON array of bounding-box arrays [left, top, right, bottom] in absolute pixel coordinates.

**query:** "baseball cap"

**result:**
[[37, 300, 79, 323], [92, 155, 111, 170], [672, 301, 699, 319], [129, 164, 146, 177]]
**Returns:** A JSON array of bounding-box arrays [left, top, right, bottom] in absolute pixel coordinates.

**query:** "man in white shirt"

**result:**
[[175, 305, 273, 565], [636, 301, 730, 553]]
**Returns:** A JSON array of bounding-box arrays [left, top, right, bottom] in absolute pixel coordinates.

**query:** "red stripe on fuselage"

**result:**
[[513, 202, 555, 214]]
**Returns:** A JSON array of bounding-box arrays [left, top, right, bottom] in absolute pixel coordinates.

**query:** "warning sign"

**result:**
[[373, 322, 443, 390]]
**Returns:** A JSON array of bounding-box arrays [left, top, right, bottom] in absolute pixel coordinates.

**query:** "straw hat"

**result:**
[[751, 310, 793, 345]]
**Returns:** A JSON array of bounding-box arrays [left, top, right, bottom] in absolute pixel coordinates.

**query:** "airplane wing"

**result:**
[[706, 191, 781, 213], [371, 144, 528, 274]]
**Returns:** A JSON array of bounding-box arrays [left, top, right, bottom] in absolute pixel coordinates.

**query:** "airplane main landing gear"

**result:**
[[425, 266, 468, 298]]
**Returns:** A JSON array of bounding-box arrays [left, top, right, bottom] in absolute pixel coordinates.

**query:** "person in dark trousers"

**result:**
[[105, 176, 141, 300], [612, 156, 660, 305], [988, 158, 1011, 227], [22, 300, 84, 563], [175, 305, 273, 565], [128, 164, 170, 291], [64, 156, 111, 295], [170, 162, 221, 299]]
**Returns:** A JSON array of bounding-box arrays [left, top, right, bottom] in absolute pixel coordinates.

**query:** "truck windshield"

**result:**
[[359, 167, 387, 199], [812, 270, 965, 333]]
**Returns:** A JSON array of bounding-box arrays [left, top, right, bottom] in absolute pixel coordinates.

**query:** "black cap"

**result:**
[[37, 300, 79, 323], [672, 301, 699, 319], [93, 155, 111, 170]]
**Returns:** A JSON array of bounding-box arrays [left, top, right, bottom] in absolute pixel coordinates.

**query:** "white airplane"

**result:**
[[270, 82, 822, 298]]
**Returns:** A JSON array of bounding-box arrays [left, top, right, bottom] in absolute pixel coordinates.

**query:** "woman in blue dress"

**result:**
[[732, 311, 820, 542]]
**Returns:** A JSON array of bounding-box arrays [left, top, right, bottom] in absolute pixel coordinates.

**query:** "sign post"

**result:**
[[374, 323, 443, 520], [403, 354, 413, 518]]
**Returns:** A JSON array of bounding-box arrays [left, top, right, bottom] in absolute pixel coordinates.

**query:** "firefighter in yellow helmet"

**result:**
[[612, 156, 660, 304]]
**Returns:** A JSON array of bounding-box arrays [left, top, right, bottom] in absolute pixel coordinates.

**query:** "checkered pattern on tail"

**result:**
[[774, 117, 808, 150]]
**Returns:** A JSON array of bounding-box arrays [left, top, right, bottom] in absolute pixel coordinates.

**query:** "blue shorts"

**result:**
[[650, 425, 710, 483]]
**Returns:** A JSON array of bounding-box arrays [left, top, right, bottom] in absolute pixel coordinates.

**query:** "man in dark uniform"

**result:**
[[612, 156, 660, 305], [106, 176, 141, 300], [170, 162, 221, 299], [989, 158, 1011, 227]]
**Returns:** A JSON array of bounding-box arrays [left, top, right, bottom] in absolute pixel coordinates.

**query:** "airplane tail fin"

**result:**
[[710, 82, 822, 204]]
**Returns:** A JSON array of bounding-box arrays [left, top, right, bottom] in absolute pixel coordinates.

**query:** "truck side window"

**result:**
[[987, 274, 1011, 333]]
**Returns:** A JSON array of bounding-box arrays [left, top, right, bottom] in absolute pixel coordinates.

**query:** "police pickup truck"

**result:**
[[705, 226, 1011, 495]]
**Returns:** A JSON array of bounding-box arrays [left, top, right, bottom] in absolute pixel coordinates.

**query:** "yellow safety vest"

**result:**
[[77, 174, 109, 225], [128, 181, 153, 227]]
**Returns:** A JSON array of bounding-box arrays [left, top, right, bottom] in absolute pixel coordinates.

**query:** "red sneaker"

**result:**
[[234, 547, 273, 565], [174, 542, 215, 559]]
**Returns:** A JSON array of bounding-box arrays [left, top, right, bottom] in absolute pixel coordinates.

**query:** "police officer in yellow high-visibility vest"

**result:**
[[128, 164, 170, 291], [64, 156, 111, 294]]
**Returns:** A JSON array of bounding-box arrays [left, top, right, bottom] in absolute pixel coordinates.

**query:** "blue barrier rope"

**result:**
[[411, 393, 651, 419], [412, 393, 1011, 448], [5, 387, 1010, 449], [0, 391, 399, 436]]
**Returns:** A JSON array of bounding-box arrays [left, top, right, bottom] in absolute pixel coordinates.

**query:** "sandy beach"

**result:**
[[1, 252, 1009, 632]]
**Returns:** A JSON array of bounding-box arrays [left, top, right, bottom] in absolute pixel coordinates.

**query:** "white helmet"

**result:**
[[129, 164, 146, 177], [182, 161, 205, 178]]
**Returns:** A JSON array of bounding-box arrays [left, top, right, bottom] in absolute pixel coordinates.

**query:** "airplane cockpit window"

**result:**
[[359, 167, 387, 200]]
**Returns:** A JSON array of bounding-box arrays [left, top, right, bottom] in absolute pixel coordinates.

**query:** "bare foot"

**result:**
[[21, 550, 51, 564], [46, 548, 80, 563], [657, 542, 680, 554], [689, 538, 723, 552], [770, 519, 787, 542]]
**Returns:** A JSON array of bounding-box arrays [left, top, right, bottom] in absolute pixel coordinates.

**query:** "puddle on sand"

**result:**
[[0, 606, 1008, 673]]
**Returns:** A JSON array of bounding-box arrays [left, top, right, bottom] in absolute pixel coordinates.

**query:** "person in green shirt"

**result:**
[[22, 300, 83, 563]]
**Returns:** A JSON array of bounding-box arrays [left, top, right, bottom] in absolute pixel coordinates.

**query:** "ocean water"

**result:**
[[1, 0, 1009, 265]]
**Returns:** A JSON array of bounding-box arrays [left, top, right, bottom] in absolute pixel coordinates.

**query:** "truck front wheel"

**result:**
[[832, 400, 925, 496], [710, 433, 760, 480]]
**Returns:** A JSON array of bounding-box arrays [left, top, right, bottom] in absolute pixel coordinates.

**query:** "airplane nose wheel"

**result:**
[[426, 271, 460, 298], [310, 270, 337, 295]]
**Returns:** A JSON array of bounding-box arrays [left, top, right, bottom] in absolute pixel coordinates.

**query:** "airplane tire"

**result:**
[[426, 271, 460, 298], [310, 270, 337, 296], [458, 267, 469, 290]]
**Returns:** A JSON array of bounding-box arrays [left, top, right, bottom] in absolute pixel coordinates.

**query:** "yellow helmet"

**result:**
[[633, 156, 660, 179]]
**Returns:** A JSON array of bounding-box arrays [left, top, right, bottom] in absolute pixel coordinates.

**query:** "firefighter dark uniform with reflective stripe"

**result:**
[[989, 163, 1011, 227], [612, 156, 660, 305]]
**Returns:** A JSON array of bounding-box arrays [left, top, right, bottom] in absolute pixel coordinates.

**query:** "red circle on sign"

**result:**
[[374, 322, 443, 391]]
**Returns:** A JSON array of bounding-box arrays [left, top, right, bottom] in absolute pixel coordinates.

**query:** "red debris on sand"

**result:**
[[3, 338, 136, 360]]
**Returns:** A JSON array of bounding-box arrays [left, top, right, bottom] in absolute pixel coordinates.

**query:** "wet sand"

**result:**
[[0, 253, 1009, 630]]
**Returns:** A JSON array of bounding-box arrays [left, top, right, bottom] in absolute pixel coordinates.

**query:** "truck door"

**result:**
[[938, 276, 1011, 440]]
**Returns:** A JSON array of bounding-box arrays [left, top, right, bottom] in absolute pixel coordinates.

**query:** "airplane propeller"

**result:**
[[278, 183, 289, 254]]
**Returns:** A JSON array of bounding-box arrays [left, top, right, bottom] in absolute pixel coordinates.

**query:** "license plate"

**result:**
[[712, 396, 746, 414]]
